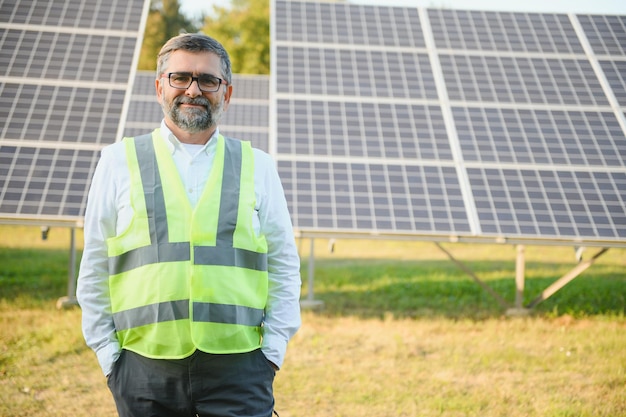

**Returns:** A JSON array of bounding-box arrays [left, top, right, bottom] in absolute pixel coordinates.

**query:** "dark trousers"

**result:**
[[107, 348, 276, 417]]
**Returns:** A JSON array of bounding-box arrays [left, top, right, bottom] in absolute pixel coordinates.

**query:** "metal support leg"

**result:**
[[506, 245, 530, 316], [300, 238, 324, 309], [434, 242, 510, 310], [515, 245, 525, 308], [526, 248, 609, 309], [57, 227, 78, 309]]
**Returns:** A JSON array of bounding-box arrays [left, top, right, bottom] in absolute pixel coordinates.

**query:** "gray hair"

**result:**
[[156, 33, 232, 85]]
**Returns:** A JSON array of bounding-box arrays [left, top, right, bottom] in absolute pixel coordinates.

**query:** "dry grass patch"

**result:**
[[275, 312, 626, 417]]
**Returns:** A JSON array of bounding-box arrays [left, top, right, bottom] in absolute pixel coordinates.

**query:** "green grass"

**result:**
[[1, 225, 625, 416], [305, 257, 626, 318], [0, 247, 75, 308], [299, 239, 625, 319]]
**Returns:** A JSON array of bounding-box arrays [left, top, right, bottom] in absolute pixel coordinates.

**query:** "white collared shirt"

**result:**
[[77, 121, 302, 376]]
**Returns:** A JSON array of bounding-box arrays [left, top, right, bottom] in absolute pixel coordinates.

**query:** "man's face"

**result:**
[[156, 50, 232, 134]]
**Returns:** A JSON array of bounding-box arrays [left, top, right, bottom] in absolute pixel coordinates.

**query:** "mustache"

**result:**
[[174, 96, 211, 108]]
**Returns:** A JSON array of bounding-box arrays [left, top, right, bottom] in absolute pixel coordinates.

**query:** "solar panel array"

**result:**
[[124, 71, 270, 152], [2, 0, 625, 249], [271, 0, 626, 247], [0, 0, 148, 226]]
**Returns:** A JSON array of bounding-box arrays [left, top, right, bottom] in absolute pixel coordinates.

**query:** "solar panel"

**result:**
[[0, 0, 149, 226], [271, 0, 626, 247], [124, 71, 270, 152]]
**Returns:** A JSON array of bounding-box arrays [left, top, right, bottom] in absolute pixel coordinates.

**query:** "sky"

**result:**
[[179, 0, 626, 20]]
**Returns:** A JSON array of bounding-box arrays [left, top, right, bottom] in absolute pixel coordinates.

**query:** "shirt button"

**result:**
[[188, 188, 193, 194]]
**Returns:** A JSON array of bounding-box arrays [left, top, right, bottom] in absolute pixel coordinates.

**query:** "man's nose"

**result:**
[[185, 79, 203, 96]]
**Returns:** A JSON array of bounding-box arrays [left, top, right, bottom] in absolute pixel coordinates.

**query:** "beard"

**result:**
[[162, 94, 225, 134]]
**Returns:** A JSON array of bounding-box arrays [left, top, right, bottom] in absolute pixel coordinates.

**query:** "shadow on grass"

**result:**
[[302, 258, 626, 320]]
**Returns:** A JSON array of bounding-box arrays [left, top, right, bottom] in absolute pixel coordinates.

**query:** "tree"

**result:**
[[201, 0, 270, 74], [138, 0, 198, 71]]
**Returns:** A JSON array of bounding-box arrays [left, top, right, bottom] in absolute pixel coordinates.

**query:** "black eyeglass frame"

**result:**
[[161, 72, 229, 93]]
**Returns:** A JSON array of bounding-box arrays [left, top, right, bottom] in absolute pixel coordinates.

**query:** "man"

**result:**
[[76, 33, 301, 417]]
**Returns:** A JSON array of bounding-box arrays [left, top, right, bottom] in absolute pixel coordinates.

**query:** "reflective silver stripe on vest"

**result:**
[[193, 302, 264, 326], [216, 137, 240, 247], [194, 245, 267, 271], [113, 299, 189, 331], [134, 134, 169, 246], [109, 242, 191, 275], [113, 300, 263, 330]]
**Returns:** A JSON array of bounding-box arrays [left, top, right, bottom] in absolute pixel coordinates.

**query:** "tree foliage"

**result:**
[[138, 0, 198, 71], [201, 0, 270, 74], [136, 0, 271, 74]]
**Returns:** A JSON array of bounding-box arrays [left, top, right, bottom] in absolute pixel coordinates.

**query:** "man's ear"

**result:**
[[155, 76, 164, 104], [222, 84, 233, 110]]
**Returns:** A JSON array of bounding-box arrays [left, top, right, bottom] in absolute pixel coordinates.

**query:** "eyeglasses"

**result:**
[[161, 72, 228, 92]]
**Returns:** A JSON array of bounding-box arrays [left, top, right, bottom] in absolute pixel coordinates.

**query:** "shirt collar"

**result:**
[[159, 120, 220, 155]]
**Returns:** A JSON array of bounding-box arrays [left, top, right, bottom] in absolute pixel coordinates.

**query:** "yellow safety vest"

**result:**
[[106, 129, 268, 359]]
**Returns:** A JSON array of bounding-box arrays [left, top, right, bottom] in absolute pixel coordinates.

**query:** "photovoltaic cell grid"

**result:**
[[0, 0, 148, 224], [272, 0, 626, 246], [124, 71, 270, 152]]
